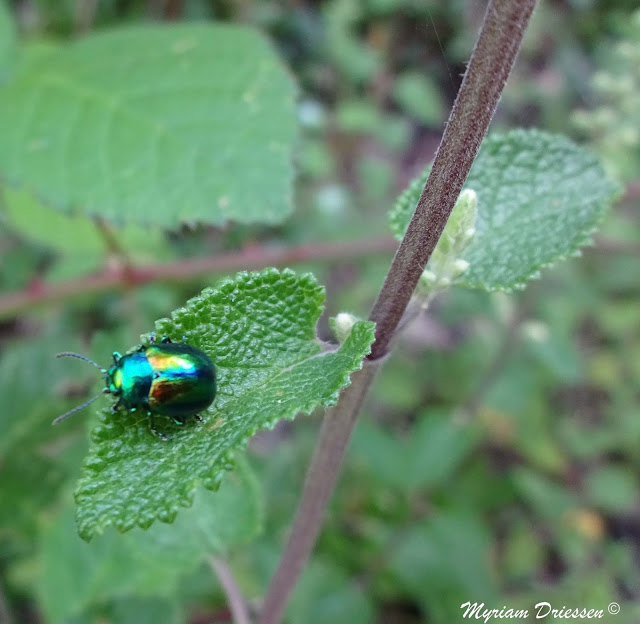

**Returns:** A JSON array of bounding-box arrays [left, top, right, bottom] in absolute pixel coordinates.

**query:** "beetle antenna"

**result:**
[[56, 352, 106, 373], [52, 391, 108, 425]]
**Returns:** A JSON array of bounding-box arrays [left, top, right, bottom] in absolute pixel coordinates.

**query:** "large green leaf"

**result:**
[[389, 130, 621, 291], [40, 457, 260, 624], [75, 268, 375, 540], [0, 24, 297, 227]]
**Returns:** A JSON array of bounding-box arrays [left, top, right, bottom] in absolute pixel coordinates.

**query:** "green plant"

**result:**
[[0, 0, 628, 623]]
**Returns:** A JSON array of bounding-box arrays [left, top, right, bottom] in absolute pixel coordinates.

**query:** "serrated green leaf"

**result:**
[[0, 24, 297, 227], [389, 129, 621, 291], [75, 268, 375, 540], [40, 457, 260, 624], [0, 0, 16, 80]]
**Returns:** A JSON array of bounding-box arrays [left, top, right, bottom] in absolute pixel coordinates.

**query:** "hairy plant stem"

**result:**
[[209, 556, 252, 624], [258, 1, 538, 622], [259, 361, 382, 624], [369, 0, 537, 360]]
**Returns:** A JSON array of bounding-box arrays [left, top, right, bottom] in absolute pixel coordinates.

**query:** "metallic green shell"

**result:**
[[107, 343, 216, 418], [145, 343, 216, 417]]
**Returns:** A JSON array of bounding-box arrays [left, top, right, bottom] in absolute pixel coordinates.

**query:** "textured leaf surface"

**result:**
[[389, 130, 620, 291], [0, 24, 297, 226], [40, 458, 260, 624], [75, 269, 375, 539]]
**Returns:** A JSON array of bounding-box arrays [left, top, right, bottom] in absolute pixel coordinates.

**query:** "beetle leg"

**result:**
[[195, 414, 203, 422], [147, 412, 170, 441], [148, 331, 156, 344], [112, 351, 122, 364], [136, 344, 146, 352], [172, 415, 186, 426], [160, 335, 172, 344], [111, 398, 121, 414]]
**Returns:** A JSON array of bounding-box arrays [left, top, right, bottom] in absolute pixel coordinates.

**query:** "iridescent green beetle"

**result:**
[[54, 335, 216, 439]]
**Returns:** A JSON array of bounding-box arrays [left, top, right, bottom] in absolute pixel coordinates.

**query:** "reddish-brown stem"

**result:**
[[0, 236, 397, 319], [208, 557, 252, 624]]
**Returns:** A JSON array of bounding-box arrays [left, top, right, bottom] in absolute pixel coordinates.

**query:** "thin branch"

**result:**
[[259, 2, 538, 622], [259, 361, 383, 624], [208, 556, 252, 624], [0, 236, 397, 319], [93, 216, 134, 272], [368, 0, 537, 361]]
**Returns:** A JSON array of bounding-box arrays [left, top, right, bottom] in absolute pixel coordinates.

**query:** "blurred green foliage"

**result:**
[[573, 10, 640, 181], [0, 1, 638, 623]]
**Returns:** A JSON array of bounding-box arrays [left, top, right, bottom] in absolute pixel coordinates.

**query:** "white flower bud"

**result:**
[[332, 312, 358, 343], [452, 259, 470, 278]]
